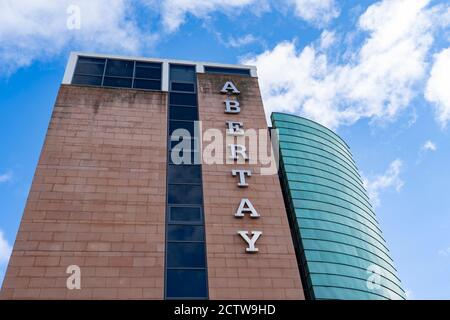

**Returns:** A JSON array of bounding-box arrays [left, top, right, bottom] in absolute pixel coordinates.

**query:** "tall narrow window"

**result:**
[[165, 64, 208, 299]]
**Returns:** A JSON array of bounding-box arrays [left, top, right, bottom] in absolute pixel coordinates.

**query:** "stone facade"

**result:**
[[0, 85, 167, 299], [197, 74, 304, 299]]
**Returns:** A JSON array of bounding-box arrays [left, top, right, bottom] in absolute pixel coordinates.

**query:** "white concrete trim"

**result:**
[[161, 61, 170, 92], [62, 52, 78, 85], [64, 52, 257, 91]]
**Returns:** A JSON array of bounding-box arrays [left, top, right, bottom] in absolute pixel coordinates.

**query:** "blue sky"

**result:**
[[0, 0, 449, 299]]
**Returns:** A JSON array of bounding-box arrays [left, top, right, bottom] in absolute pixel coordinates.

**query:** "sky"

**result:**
[[0, 0, 449, 299]]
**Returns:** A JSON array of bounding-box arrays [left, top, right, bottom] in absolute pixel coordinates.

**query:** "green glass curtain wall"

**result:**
[[272, 112, 406, 300]]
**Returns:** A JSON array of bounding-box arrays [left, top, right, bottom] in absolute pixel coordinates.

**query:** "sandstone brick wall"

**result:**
[[197, 74, 304, 299], [0, 85, 167, 299]]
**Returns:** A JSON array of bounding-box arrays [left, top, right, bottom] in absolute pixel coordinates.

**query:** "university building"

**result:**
[[0, 53, 405, 300]]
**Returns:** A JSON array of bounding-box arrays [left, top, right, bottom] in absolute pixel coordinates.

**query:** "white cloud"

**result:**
[[425, 47, 450, 129], [438, 247, 450, 256], [289, 0, 340, 26], [319, 30, 336, 49], [362, 159, 404, 207], [243, 0, 446, 129], [0, 172, 12, 183], [422, 140, 437, 152], [159, 0, 262, 32], [0, 0, 155, 75], [226, 34, 259, 48], [0, 231, 12, 264]]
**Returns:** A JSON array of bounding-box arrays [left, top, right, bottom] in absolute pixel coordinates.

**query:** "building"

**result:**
[[272, 113, 406, 300], [0, 52, 404, 300]]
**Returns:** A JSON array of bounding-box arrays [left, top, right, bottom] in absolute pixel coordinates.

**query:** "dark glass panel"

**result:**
[[166, 269, 207, 298], [136, 61, 161, 69], [72, 75, 102, 86], [74, 62, 104, 75], [168, 165, 201, 184], [204, 66, 250, 76], [169, 207, 202, 222], [135, 67, 161, 79], [169, 106, 198, 121], [103, 77, 132, 88], [78, 57, 106, 64], [170, 64, 196, 82], [168, 225, 204, 241], [169, 92, 197, 106], [133, 79, 161, 90], [171, 82, 195, 92], [168, 185, 202, 204], [105, 59, 134, 77], [169, 120, 195, 137], [167, 242, 205, 268]]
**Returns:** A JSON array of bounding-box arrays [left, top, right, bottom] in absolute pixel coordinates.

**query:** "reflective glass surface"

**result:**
[[272, 112, 406, 300]]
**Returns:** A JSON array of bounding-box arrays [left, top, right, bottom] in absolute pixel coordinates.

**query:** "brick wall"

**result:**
[[0, 85, 167, 299], [197, 74, 304, 299]]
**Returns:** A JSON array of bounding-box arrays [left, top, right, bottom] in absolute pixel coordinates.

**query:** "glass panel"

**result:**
[[136, 61, 161, 69], [168, 185, 202, 204], [171, 82, 195, 92], [169, 207, 202, 222], [169, 106, 198, 121], [72, 75, 102, 86], [78, 57, 106, 64], [133, 79, 160, 90], [204, 66, 250, 76], [103, 77, 132, 88], [170, 65, 196, 82], [169, 120, 195, 137], [169, 92, 197, 106], [166, 269, 207, 298], [167, 242, 205, 268], [168, 165, 201, 184], [168, 225, 204, 241], [74, 62, 104, 75], [135, 67, 161, 79], [105, 59, 134, 77]]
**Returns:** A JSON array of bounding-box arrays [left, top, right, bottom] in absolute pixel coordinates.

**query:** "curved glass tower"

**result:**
[[272, 112, 406, 300]]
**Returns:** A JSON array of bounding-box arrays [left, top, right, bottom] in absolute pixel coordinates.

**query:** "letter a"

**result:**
[[220, 81, 240, 94], [235, 198, 260, 218]]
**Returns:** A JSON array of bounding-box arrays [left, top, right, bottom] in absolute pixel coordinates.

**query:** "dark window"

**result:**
[[74, 62, 105, 75], [204, 66, 250, 76], [168, 184, 202, 204], [169, 207, 202, 222], [169, 106, 198, 121], [136, 61, 161, 69], [103, 77, 132, 88], [133, 79, 161, 90], [72, 75, 102, 86], [170, 92, 197, 106], [168, 165, 201, 184], [167, 242, 205, 268], [166, 269, 207, 298], [78, 57, 106, 64], [105, 59, 134, 77], [169, 120, 195, 137], [171, 82, 195, 92], [168, 225, 204, 241], [135, 67, 161, 79], [169, 65, 196, 83]]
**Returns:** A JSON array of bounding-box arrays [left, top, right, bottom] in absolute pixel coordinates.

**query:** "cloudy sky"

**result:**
[[0, 0, 449, 299]]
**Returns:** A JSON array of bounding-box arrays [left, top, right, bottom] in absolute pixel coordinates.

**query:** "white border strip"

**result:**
[[62, 51, 258, 91]]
